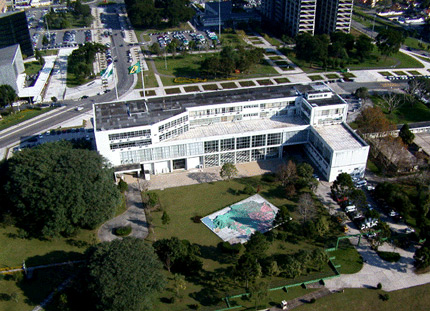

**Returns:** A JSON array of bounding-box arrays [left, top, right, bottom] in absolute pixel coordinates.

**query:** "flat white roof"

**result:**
[[171, 116, 307, 141], [313, 124, 366, 151]]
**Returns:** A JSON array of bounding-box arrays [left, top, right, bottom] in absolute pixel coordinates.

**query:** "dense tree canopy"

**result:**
[[125, 0, 194, 28], [84, 238, 166, 311], [200, 46, 264, 77], [2, 141, 121, 238], [68, 43, 106, 84]]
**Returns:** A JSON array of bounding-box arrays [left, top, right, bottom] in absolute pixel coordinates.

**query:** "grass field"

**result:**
[[0, 108, 54, 132], [0, 226, 95, 268], [184, 85, 200, 92], [283, 49, 424, 73], [297, 284, 430, 311], [325, 74, 340, 79], [165, 87, 181, 94], [239, 80, 256, 87], [24, 62, 43, 76], [309, 75, 325, 81], [152, 53, 278, 86], [66, 72, 95, 88], [134, 70, 159, 89], [274, 77, 290, 83], [221, 82, 238, 89], [393, 71, 408, 76], [147, 176, 350, 310]]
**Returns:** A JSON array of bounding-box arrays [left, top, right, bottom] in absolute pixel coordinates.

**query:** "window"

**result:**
[[108, 129, 151, 141], [110, 139, 152, 150], [236, 137, 250, 149], [204, 140, 219, 153], [267, 133, 281, 145], [220, 138, 235, 151], [252, 135, 266, 148]]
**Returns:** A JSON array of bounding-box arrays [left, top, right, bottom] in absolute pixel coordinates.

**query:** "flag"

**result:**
[[128, 61, 141, 75], [101, 63, 113, 80]]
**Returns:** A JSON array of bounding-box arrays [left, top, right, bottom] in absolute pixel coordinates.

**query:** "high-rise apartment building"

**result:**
[[262, 0, 317, 37], [315, 0, 353, 34], [0, 11, 33, 57], [261, 0, 354, 37]]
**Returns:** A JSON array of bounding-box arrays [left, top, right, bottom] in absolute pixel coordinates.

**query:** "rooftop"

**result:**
[[171, 116, 307, 141], [95, 84, 342, 131], [313, 123, 367, 151], [0, 44, 19, 67]]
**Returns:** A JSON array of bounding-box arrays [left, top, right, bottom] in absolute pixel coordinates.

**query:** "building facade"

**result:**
[[0, 11, 33, 57], [261, 0, 317, 37], [315, 0, 353, 34], [94, 84, 369, 182], [0, 44, 25, 93], [261, 0, 353, 37]]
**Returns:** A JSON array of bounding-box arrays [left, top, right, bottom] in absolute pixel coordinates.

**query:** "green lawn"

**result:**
[[325, 74, 340, 79], [24, 62, 43, 76], [165, 87, 181, 94], [257, 79, 274, 85], [37, 50, 58, 57], [0, 226, 95, 268], [274, 78, 290, 83], [378, 71, 392, 77], [342, 72, 356, 79], [134, 70, 159, 89], [284, 49, 424, 73], [0, 108, 55, 132], [239, 80, 256, 87], [152, 53, 278, 86], [380, 99, 430, 124], [408, 70, 422, 76], [221, 82, 238, 89], [309, 75, 325, 81], [221, 33, 246, 46], [148, 176, 352, 310], [66, 72, 95, 88], [202, 84, 218, 91], [297, 284, 430, 311], [0, 265, 77, 311], [184, 85, 200, 92], [393, 71, 408, 76], [330, 240, 363, 274]]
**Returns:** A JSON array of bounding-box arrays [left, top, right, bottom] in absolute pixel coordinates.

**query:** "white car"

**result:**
[[75, 106, 84, 111], [405, 227, 415, 234]]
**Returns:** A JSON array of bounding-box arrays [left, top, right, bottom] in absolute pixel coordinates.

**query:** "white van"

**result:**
[[355, 180, 367, 187], [345, 205, 357, 213]]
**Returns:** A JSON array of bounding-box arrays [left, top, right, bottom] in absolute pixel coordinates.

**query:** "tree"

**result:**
[[414, 245, 430, 270], [153, 237, 187, 272], [311, 249, 328, 271], [376, 28, 405, 59], [220, 163, 238, 181], [380, 93, 403, 114], [354, 87, 369, 102], [284, 257, 303, 279], [355, 106, 396, 134], [248, 280, 268, 310], [277, 160, 297, 186], [84, 238, 166, 311], [297, 193, 316, 224], [245, 231, 269, 259], [234, 253, 262, 288], [295, 33, 328, 66], [150, 42, 162, 56], [399, 123, 415, 145], [296, 162, 313, 180], [3, 141, 121, 238], [34, 49, 45, 66], [268, 261, 280, 277], [355, 35, 374, 61], [330, 172, 354, 199], [161, 211, 170, 225], [42, 35, 49, 46], [0, 84, 17, 108]]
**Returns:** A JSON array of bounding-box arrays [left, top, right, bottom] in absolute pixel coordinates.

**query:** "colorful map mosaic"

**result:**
[[201, 194, 279, 244]]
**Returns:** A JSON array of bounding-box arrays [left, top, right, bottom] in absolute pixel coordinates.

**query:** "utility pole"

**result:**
[[219, 0, 221, 40]]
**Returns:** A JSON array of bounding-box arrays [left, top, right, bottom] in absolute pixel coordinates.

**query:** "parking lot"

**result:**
[[148, 29, 220, 51]]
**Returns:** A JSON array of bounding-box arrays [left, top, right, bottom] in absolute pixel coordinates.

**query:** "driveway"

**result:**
[[98, 182, 148, 242]]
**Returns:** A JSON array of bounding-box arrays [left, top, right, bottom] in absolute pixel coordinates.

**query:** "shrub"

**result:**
[[310, 298, 316, 303], [243, 184, 255, 195], [147, 192, 159, 207], [379, 293, 389, 301], [192, 215, 202, 223], [376, 282, 382, 290], [114, 225, 132, 237], [377, 251, 401, 262], [117, 179, 129, 193]]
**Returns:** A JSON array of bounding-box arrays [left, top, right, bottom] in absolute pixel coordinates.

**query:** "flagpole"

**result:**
[[140, 56, 146, 101], [113, 63, 119, 101]]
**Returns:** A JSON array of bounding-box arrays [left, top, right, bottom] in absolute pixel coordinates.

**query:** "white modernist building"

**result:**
[[94, 83, 369, 182]]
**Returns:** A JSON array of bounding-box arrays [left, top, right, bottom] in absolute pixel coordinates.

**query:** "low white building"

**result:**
[[94, 83, 369, 181], [0, 44, 25, 93]]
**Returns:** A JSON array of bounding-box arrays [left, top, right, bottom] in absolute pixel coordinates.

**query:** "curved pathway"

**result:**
[[98, 183, 148, 242]]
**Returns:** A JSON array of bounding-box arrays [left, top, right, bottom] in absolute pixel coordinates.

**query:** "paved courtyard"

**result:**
[[147, 159, 284, 190]]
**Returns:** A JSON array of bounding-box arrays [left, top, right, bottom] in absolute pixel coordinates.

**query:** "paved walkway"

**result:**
[[98, 183, 148, 241]]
